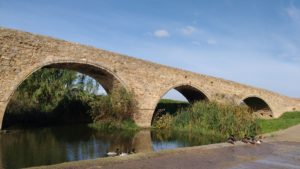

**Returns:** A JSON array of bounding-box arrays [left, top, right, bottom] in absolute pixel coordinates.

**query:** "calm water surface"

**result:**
[[0, 125, 224, 169]]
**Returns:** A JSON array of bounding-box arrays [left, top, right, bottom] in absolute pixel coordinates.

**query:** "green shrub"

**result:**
[[153, 113, 173, 129], [88, 88, 136, 122], [154, 101, 259, 138]]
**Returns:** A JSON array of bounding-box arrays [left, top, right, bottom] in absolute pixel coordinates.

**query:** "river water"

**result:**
[[0, 125, 224, 169]]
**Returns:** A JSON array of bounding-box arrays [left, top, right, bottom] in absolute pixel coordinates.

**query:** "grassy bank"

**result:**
[[258, 111, 300, 133]]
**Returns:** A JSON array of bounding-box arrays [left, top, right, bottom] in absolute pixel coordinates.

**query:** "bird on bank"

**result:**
[[256, 135, 263, 145], [107, 148, 120, 156], [241, 135, 250, 143], [249, 136, 256, 145], [119, 152, 128, 156], [248, 136, 263, 145], [227, 135, 237, 144], [256, 139, 262, 145], [120, 148, 136, 156], [249, 137, 258, 145]]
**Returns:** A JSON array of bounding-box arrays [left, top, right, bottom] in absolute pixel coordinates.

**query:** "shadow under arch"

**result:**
[[240, 96, 273, 118], [1, 60, 129, 129], [151, 84, 209, 125]]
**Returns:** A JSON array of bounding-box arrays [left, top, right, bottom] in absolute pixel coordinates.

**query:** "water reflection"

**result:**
[[132, 130, 152, 153], [0, 125, 224, 169]]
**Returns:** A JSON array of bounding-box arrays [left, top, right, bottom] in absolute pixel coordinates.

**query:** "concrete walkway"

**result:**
[[30, 125, 300, 169]]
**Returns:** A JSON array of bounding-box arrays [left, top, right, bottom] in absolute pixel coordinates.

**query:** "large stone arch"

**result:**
[[0, 60, 130, 129], [149, 83, 210, 125], [240, 95, 273, 117]]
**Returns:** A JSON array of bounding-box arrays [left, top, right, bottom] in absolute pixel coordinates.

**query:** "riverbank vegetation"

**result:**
[[153, 100, 300, 138], [153, 101, 259, 139]]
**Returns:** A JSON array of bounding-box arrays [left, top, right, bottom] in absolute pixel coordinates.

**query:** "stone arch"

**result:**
[[240, 96, 273, 118], [1, 60, 130, 129], [156, 83, 210, 104], [150, 83, 209, 125]]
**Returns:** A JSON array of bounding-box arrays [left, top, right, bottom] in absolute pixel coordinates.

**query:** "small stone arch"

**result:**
[[1, 60, 130, 129], [156, 83, 210, 105], [151, 83, 209, 125], [240, 96, 273, 118]]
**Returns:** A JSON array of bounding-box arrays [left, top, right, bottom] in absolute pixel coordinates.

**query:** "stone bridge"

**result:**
[[1, 28, 300, 129]]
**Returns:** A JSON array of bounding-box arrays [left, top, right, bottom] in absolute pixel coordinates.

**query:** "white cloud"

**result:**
[[153, 29, 170, 38], [276, 38, 300, 62], [192, 41, 201, 46], [181, 26, 197, 35], [286, 5, 300, 25], [207, 38, 217, 45]]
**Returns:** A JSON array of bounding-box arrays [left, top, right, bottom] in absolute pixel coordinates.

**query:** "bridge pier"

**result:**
[[133, 109, 154, 128]]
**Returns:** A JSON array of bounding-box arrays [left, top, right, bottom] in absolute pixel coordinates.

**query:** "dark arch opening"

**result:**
[[151, 85, 208, 125], [2, 62, 126, 129], [174, 85, 208, 103], [242, 97, 273, 118]]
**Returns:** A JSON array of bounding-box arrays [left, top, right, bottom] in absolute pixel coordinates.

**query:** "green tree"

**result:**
[[8, 68, 77, 113]]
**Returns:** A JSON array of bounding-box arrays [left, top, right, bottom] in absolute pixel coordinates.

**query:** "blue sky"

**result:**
[[1, 0, 300, 100]]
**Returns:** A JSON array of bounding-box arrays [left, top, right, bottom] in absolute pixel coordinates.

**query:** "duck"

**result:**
[[248, 136, 263, 145], [257, 135, 263, 144], [249, 137, 257, 145], [227, 139, 235, 144], [227, 135, 236, 144], [241, 135, 250, 144], [230, 134, 237, 142], [119, 152, 129, 156], [255, 136, 263, 145], [107, 148, 120, 157], [256, 139, 262, 145]]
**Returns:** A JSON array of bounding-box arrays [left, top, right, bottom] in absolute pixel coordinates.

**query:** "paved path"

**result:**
[[99, 142, 300, 169], [31, 125, 300, 169]]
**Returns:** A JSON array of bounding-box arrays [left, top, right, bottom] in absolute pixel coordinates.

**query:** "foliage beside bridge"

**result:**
[[153, 101, 259, 138]]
